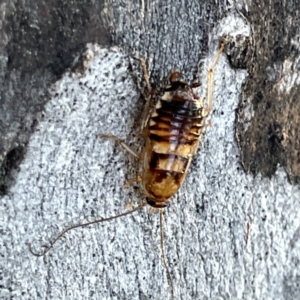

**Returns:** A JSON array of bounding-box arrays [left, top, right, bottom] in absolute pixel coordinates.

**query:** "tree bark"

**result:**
[[1, 1, 300, 300]]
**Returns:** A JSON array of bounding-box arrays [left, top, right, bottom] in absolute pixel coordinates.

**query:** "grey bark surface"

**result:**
[[236, 0, 300, 183], [1, 1, 300, 300]]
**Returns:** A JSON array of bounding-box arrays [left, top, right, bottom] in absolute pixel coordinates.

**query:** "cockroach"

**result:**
[[29, 39, 227, 299]]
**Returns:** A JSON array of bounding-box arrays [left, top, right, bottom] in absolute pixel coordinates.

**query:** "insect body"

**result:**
[[141, 74, 204, 208], [29, 39, 227, 300]]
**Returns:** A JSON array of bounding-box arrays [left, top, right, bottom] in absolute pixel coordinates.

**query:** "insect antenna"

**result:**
[[29, 202, 147, 257], [159, 209, 174, 300]]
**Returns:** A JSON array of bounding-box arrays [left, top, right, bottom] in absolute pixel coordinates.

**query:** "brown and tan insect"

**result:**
[[29, 39, 227, 299]]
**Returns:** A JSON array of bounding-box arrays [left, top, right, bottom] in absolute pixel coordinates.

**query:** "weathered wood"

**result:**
[[236, 1, 300, 183], [1, 1, 300, 300]]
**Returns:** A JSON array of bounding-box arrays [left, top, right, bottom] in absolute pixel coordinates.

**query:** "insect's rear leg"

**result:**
[[203, 38, 227, 117], [129, 56, 152, 95], [140, 58, 153, 94], [139, 58, 155, 135], [98, 134, 139, 159], [129, 56, 154, 135]]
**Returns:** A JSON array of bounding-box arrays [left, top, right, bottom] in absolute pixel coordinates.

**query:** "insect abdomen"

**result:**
[[142, 81, 204, 207]]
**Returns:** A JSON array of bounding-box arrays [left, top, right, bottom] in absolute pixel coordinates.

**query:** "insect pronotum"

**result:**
[[29, 39, 227, 299]]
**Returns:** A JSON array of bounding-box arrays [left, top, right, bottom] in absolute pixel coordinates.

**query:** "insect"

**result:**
[[29, 39, 227, 299]]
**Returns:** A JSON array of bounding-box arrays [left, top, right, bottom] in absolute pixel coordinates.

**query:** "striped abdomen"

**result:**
[[141, 79, 205, 208]]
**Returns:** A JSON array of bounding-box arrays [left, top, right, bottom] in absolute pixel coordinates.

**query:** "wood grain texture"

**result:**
[[1, 1, 300, 300]]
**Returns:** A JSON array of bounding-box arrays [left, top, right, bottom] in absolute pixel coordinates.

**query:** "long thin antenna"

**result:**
[[160, 209, 174, 300], [29, 202, 147, 257]]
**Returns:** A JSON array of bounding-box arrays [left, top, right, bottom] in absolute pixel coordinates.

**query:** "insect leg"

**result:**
[[129, 57, 153, 134], [98, 134, 139, 159], [139, 59, 154, 134], [140, 58, 152, 93], [203, 38, 227, 116]]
